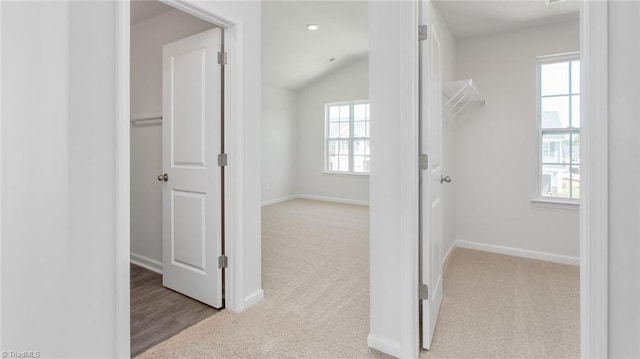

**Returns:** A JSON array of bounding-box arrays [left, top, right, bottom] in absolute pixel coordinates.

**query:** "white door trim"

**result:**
[[0, 1, 4, 353], [398, 1, 420, 356], [579, 0, 608, 357], [393, 0, 609, 357], [115, 1, 247, 357], [114, 3, 131, 358]]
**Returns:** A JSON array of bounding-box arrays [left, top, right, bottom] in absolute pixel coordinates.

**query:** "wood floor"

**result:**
[[130, 264, 219, 357]]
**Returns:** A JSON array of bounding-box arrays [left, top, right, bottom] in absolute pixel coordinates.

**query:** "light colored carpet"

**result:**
[[422, 248, 579, 359], [136, 199, 579, 359], [137, 199, 388, 358]]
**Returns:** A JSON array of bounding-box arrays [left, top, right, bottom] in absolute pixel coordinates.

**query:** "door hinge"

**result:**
[[419, 154, 429, 170], [218, 51, 227, 65], [218, 153, 228, 166], [418, 25, 428, 41], [218, 255, 228, 269], [419, 283, 429, 300]]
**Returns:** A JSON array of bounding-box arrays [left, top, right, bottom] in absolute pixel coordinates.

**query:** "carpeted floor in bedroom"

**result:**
[[136, 199, 579, 359]]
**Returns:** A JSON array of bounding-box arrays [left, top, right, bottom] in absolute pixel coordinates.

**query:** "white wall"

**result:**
[[2, 2, 118, 357], [130, 9, 214, 269], [453, 20, 580, 260], [608, 1, 640, 357], [296, 58, 369, 203], [369, 1, 418, 356], [0, 0, 261, 356], [261, 85, 297, 203], [1, 2, 71, 356]]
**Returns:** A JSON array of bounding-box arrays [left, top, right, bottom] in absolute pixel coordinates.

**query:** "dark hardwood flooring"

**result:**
[[130, 264, 219, 357]]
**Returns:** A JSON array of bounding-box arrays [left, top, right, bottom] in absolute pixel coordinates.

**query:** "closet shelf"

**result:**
[[443, 79, 486, 119]]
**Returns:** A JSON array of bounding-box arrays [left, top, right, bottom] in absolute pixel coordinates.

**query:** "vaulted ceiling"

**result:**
[[261, 1, 368, 90]]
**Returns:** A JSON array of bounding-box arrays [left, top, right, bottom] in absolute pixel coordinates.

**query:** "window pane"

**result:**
[[338, 140, 349, 155], [328, 140, 350, 156], [354, 121, 366, 137], [329, 123, 339, 138], [338, 155, 349, 172], [328, 140, 337, 155], [571, 95, 580, 128], [571, 61, 580, 94], [339, 105, 350, 121], [354, 104, 367, 121], [541, 164, 571, 198], [541, 133, 571, 164], [353, 139, 369, 155], [354, 155, 370, 173], [329, 106, 340, 122], [571, 133, 580, 164], [328, 155, 338, 171], [541, 62, 569, 96], [571, 165, 580, 199], [541, 96, 570, 128], [339, 123, 350, 138], [365, 122, 370, 137]]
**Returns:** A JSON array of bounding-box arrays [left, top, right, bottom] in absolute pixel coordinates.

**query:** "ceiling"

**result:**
[[262, 1, 368, 90], [130, 0, 173, 25], [434, 0, 580, 39]]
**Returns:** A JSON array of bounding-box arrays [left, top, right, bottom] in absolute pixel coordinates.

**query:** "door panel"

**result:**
[[420, 0, 444, 349], [172, 190, 206, 273], [172, 48, 206, 166], [162, 28, 223, 308]]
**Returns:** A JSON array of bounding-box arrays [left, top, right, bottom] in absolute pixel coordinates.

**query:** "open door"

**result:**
[[161, 28, 224, 308], [419, 0, 444, 350]]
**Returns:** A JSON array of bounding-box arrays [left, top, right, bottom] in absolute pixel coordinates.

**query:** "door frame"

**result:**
[[401, 0, 608, 357], [115, 1, 248, 357]]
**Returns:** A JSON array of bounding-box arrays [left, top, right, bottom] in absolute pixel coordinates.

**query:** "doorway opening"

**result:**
[[419, 0, 582, 356], [259, 0, 374, 356], [128, 0, 226, 356]]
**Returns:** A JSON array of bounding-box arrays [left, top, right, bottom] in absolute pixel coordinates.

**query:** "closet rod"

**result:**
[[130, 114, 163, 126]]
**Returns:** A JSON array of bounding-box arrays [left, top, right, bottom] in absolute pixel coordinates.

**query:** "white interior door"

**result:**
[[161, 28, 223, 308], [420, 1, 444, 349]]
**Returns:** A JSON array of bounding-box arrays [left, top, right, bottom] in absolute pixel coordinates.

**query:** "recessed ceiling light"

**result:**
[[545, 0, 566, 4], [307, 24, 319, 31]]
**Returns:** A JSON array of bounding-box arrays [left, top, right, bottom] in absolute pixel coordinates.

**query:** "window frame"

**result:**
[[535, 52, 580, 205], [324, 100, 370, 175]]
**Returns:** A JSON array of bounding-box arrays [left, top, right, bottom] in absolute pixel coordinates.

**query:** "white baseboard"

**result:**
[[367, 334, 402, 358], [442, 240, 456, 265], [261, 194, 369, 207], [296, 194, 369, 206], [261, 195, 297, 207], [244, 289, 264, 309], [130, 252, 163, 274], [454, 239, 579, 266]]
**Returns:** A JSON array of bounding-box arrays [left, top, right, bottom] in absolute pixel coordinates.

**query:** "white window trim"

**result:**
[[535, 52, 581, 205], [324, 100, 370, 175]]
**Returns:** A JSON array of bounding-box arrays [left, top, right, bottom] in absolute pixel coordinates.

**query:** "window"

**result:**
[[538, 54, 580, 201], [325, 101, 370, 174]]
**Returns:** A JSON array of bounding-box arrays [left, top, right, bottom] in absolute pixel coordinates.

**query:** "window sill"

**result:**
[[323, 171, 370, 177], [531, 198, 579, 210]]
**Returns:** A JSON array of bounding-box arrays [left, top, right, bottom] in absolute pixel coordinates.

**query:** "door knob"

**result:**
[[157, 173, 168, 182], [440, 175, 452, 184]]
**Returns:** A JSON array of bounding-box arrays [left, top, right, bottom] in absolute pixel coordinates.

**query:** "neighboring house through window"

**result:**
[[538, 53, 580, 201], [325, 101, 370, 174]]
